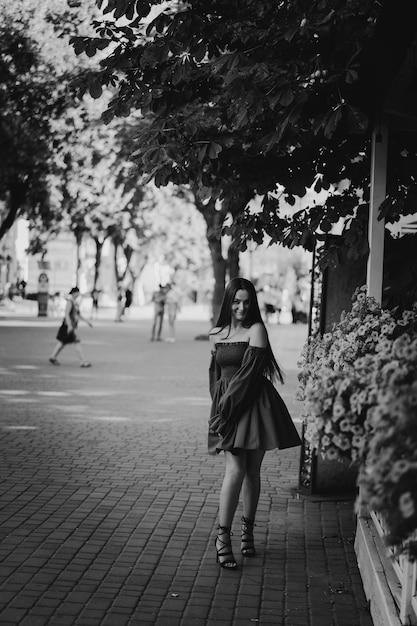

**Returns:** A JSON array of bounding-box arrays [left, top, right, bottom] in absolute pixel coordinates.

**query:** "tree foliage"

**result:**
[[71, 0, 417, 267], [0, 11, 56, 239], [69, 1, 367, 260], [0, 0, 101, 241]]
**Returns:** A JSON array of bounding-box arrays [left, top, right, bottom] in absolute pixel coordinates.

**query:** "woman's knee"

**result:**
[[224, 452, 246, 481], [245, 451, 265, 479], [244, 466, 262, 485], [226, 466, 246, 485]]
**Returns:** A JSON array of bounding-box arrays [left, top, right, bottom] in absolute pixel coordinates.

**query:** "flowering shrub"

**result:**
[[297, 286, 414, 463], [298, 285, 417, 556], [359, 380, 417, 560]]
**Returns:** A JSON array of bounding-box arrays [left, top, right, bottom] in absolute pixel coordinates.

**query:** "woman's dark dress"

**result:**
[[208, 342, 301, 455], [56, 299, 80, 345]]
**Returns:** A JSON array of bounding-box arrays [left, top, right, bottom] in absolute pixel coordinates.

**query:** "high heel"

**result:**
[[241, 516, 256, 557], [215, 526, 238, 570]]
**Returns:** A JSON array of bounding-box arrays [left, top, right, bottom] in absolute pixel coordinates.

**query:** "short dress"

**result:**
[[208, 342, 301, 455], [56, 301, 80, 345]]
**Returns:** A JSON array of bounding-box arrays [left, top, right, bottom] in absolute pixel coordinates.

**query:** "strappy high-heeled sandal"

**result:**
[[215, 526, 238, 570], [241, 516, 256, 557]]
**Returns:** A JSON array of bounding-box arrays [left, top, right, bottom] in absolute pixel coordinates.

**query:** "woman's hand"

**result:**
[[208, 414, 227, 437]]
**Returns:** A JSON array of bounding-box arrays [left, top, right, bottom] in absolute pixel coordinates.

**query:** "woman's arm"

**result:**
[[64, 300, 73, 328]]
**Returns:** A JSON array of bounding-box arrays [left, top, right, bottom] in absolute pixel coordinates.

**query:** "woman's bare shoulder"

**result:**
[[209, 327, 222, 349], [249, 322, 267, 348]]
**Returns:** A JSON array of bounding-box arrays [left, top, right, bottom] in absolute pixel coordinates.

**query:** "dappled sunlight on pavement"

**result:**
[[0, 315, 372, 626]]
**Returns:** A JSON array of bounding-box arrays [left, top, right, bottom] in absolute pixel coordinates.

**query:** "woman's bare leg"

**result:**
[[242, 450, 265, 521], [215, 451, 246, 568], [74, 343, 88, 365], [218, 451, 247, 527], [239, 450, 265, 556], [156, 313, 164, 340], [50, 342, 64, 360]]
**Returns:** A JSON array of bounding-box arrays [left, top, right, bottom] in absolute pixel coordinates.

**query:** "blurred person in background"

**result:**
[[150, 284, 169, 341], [165, 283, 182, 342], [90, 287, 100, 320], [115, 282, 125, 322], [123, 286, 133, 318]]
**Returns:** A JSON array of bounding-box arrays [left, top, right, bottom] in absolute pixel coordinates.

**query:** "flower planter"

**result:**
[[299, 427, 357, 494], [355, 510, 417, 626]]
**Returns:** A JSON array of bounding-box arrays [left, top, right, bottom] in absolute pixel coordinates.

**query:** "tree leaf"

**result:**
[[279, 87, 294, 106], [324, 106, 342, 139], [197, 144, 208, 162], [208, 142, 222, 159], [346, 104, 368, 134], [89, 78, 103, 99], [194, 42, 206, 63]]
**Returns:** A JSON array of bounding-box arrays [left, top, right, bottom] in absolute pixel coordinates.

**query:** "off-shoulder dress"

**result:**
[[208, 342, 301, 455]]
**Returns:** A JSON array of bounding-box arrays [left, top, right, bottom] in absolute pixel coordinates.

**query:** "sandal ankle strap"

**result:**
[[241, 516, 255, 529]]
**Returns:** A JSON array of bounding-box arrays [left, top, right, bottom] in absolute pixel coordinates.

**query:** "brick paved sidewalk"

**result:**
[[0, 314, 372, 626]]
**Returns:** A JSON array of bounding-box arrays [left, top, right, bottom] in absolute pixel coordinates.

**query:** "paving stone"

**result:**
[[0, 317, 373, 626]]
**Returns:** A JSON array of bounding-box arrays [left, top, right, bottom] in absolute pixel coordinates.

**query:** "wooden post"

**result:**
[[367, 122, 388, 304], [399, 555, 415, 625]]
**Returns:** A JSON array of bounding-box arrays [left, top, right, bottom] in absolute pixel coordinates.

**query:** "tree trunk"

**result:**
[[227, 244, 240, 280], [75, 231, 83, 287], [129, 252, 148, 298], [193, 192, 227, 324], [122, 244, 134, 282], [0, 184, 27, 242], [93, 237, 104, 289], [0, 204, 18, 242], [113, 241, 121, 283], [224, 188, 253, 282], [208, 234, 226, 325]]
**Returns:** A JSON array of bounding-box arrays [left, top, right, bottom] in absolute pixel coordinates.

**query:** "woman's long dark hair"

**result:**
[[214, 277, 284, 383]]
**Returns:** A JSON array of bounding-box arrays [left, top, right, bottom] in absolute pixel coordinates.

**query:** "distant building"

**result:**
[[0, 218, 28, 298], [26, 231, 78, 296]]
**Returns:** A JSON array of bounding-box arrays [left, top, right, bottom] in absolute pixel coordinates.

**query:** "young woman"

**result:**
[[49, 287, 92, 367], [209, 278, 301, 570]]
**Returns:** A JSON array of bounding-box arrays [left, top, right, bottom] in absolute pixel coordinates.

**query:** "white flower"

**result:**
[[339, 419, 352, 432], [332, 401, 345, 419], [352, 435, 364, 450], [333, 434, 351, 451], [398, 492, 416, 519], [390, 460, 412, 483], [321, 435, 331, 447], [324, 421, 334, 434], [325, 446, 340, 460]]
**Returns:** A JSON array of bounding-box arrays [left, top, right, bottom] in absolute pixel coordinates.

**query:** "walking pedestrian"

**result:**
[[115, 283, 125, 322], [150, 284, 168, 341], [165, 282, 182, 342], [123, 287, 133, 318], [90, 288, 100, 320], [49, 287, 93, 367], [208, 277, 301, 570]]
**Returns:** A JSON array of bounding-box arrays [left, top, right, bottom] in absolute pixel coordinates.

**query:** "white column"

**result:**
[[367, 122, 388, 304]]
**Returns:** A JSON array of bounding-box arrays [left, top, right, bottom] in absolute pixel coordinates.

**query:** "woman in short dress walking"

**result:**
[[49, 287, 92, 367], [209, 278, 301, 569]]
